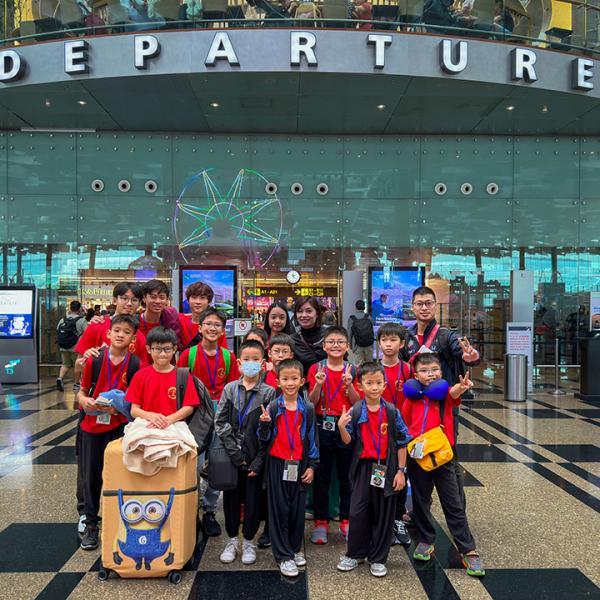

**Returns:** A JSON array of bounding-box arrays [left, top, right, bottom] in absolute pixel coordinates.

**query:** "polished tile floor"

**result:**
[[0, 370, 599, 600]]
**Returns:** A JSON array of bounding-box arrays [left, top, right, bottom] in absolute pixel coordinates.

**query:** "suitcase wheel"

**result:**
[[98, 568, 111, 581], [168, 571, 182, 585]]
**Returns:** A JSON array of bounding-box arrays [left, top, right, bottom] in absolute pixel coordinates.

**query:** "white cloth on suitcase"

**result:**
[[122, 418, 198, 475]]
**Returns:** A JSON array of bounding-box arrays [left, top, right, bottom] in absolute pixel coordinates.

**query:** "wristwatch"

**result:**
[[397, 466, 407, 474]]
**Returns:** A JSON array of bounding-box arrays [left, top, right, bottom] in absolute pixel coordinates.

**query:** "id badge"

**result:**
[[323, 416, 336, 431], [96, 413, 111, 425], [283, 460, 300, 482], [370, 463, 387, 488], [411, 440, 425, 459]]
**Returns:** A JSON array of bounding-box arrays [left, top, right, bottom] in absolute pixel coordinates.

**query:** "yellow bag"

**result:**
[[408, 426, 454, 471]]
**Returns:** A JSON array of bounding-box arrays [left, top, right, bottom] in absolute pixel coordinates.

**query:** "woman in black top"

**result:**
[[291, 296, 327, 375]]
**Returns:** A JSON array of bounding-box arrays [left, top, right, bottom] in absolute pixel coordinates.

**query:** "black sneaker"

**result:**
[[56, 378, 64, 392], [80, 524, 99, 550], [393, 519, 411, 546], [257, 529, 271, 548], [202, 512, 221, 537], [73, 383, 81, 392]]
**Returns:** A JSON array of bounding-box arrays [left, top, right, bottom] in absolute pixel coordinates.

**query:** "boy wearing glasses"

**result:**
[[401, 353, 485, 577], [307, 326, 360, 544]]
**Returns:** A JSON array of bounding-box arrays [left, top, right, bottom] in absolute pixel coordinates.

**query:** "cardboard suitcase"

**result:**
[[99, 438, 198, 583]]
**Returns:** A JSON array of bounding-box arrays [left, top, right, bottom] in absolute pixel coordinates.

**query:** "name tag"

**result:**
[[96, 413, 111, 425], [283, 460, 300, 482], [411, 440, 425, 459], [323, 416, 336, 431], [370, 463, 387, 488]]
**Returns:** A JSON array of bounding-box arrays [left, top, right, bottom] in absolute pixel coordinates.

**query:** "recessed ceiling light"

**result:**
[[376, 104, 386, 110], [44, 99, 51, 107], [210, 102, 219, 108], [506, 105, 515, 111], [542, 105, 549, 113], [77, 100, 87, 106]]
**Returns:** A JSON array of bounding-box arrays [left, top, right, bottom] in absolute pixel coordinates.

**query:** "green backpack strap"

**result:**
[[188, 345, 198, 372], [222, 348, 231, 377]]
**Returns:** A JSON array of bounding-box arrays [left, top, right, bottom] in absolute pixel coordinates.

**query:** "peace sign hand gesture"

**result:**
[[259, 405, 271, 423], [315, 363, 326, 386], [341, 364, 354, 388], [338, 406, 351, 431], [459, 336, 479, 362], [457, 370, 474, 393]]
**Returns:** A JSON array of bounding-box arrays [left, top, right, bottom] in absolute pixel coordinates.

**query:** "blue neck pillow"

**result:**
[[403, 378, 449, 402]]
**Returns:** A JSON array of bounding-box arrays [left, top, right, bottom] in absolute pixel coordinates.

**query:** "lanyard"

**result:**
[[410, 324, 440, 364], [282, 402, 300, 459], [420, 399, 431, 436], [324, 361, 346, 415], [365, 400, 384, 461], [237, 386, 257, 429], [203, 346, 220, 391], [384, 363, 402, 408], [105, 350, 129, 391]]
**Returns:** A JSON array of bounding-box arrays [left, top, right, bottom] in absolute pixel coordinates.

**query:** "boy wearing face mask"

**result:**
[[214, 340, 277, 566]]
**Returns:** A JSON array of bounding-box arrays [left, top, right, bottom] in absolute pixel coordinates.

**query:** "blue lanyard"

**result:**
[[384, 363, 403, 408], [420, 399, 431, 436], [365, 400, 384, 461], [203, 346, 220, 391], [105, 350, 129, 392], [324, 362, 346, 415], [282, 401, 300, 459], [237, 386, 257, 429]]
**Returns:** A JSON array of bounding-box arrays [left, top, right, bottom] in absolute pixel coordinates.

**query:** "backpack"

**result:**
[[176, 367, 215, 454], [188, 345, 231, 378], [57, 316, 83, 349], [350, 315, 375, 347], [89, 350, 141, 397]]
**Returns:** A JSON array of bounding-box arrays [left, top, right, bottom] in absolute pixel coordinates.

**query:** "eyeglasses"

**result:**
[[202, 321, 224, 330], [416, 368, 441, 375], [118, 296, 140, 305], [151, 346, 175, 354], [413, 300, 436, 309], [324, 339, 347, 347]]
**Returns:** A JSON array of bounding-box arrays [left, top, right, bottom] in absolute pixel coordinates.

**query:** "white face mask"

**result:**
[[240, 361, 262, 377]]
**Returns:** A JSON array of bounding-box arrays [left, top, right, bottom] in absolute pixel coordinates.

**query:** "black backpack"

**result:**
[[89, 350, 141, 397], [57, 316, 83, 349], [350, 315, 375, 347]]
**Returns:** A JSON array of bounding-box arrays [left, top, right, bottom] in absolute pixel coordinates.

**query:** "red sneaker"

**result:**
[[339, 519, 349, 540]]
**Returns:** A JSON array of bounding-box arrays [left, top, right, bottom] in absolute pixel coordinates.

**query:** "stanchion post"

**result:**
[[548, 337, 566, 396]]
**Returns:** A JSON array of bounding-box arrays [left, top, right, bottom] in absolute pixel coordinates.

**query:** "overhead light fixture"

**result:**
[[506, 105, 515, 111], [376, 104, 386, 110], [77, 100, 87, 106], [210, 102, 220, 108], [542, 105, 549, 113], [44, 99, 51, 107]]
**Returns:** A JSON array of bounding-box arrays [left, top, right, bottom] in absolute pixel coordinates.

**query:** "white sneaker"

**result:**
[[294, 552, 306, 567], [337, 556, 363, 572], [220, 537, 239, 563], [280, 560, 299, 577], [241, 539, 257, 565], [370, 563, 388, 577], [77, 515, 86, 537]]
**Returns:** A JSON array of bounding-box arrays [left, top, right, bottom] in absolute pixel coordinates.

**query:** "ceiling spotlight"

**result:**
[[376, 104, 386, 110], [506, 105, 515, 111], [210, 102, 220, 108], [77, 100, 87, 106], [542, 105, 549, 113], [44, 99, 51, 107]]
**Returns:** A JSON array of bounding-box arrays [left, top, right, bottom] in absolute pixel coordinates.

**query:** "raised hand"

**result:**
[[259, 404, 271, 423], [315, 363, 326, 386], [338, 406, 351, 431], [458, 370, 474, 391], [460, 337, 479, 362], [342, 364, 354, 387]]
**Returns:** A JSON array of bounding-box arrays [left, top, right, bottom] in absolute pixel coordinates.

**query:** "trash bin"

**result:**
[[504, 354, 527, 402], [578, 336, 600, 401]]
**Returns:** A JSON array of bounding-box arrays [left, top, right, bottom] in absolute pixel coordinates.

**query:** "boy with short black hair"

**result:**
[[264, 333, 295, 390], [377, 321, 413, 545], [337, 362, 411, 578], [258, 359, 319, 577], [215, 340, 277, 566], [401, 352, 485, 577], [139, 279, 181, 346], [307, 325, 360, 544], [76, 314, 142, 551], [243, 326, 269, 348]]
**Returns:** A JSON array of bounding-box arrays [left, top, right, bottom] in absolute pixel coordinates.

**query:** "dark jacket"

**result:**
[[346, 400, 411, 498], [258, 395, 319, 487], [215, 379, 277, 472], [291, 326, 327, 376], [405, 319, 480, 386]]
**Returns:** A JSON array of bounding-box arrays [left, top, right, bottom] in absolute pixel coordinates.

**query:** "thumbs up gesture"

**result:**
[[315, 363, 326, 386], [338, 405, 351, 431], [342, 364, 353, 388], [259, 404, 271, 423]]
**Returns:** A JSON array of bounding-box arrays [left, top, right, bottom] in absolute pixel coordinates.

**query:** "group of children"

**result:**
[[74, 282, 485, 580]]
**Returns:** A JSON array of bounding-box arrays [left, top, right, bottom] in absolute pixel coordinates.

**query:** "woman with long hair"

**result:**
[[264, 300, 292, 339]]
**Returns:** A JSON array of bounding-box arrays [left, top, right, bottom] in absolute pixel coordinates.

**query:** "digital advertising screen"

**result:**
[[179, 267, 237, 316], [0, 287, 35, 338], [368, 267, 424, 329]]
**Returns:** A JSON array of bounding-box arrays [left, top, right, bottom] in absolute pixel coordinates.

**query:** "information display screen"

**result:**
[[0, 287, 35, 338], [368, 267, 424, 329], [179, 267, 237, 316]]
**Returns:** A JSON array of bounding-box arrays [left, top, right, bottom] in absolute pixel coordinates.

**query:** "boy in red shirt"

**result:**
[[76, 315, 142, 551], [264, 333, 295, 391], [126, 326, 199, 428], [179, 281, 228, 350], [377, 321, 412, 546], [258, 359, 319, 578], [307, 325, 360, 544], [401, 353, 485, 577], [138, 280, 181, 354], [337, 362, 410, 578]]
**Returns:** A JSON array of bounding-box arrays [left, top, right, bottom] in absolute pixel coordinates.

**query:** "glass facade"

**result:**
[[0, 131, 597, 367]]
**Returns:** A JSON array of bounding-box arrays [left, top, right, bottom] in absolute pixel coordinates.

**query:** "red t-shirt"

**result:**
[[74, 317, 147, 363], [381, 361, 411, 410], [138, 313, 162, 339], [401, 392, 460, 446], [80, 352, 132, 434], [177, 346, 240, 401], [360, 404, 389, 460], [263, 368, 278, 390], [417, 334, 424, 346], [125, 365, 200, 415], [178, 314, 228, 350], [307, 362, 358, 416], [270, 408, 303, 461]]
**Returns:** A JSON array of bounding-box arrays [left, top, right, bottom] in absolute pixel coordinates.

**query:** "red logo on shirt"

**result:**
[[168, 386, 176, 400], [381, 423, 388, 435], [128, 341, 136, 352], [121, 372, 128, 385], [217, 368, 225, 379]]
